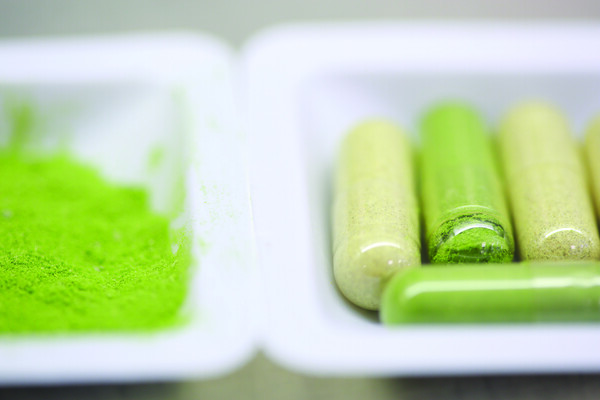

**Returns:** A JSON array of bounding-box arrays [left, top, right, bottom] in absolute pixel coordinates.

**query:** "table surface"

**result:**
[[2, 1, 600, 398], [1, 353, 600, 400], [1, 0, 600, 46]]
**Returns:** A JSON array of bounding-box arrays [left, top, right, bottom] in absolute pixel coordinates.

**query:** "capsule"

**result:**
[[420, 103, 514, 264], [499, 102, 600, 261], [381, 262, 600, 324], [585, 114, 600, 218], [332, 120, 420, 310]]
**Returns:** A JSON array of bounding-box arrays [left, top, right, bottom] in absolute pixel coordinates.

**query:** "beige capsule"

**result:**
[[498, 102, 600, 261], [332, 120, 420, 310], [585, 115, 600, 219]]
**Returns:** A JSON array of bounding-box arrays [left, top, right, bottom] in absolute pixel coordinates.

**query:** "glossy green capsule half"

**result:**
[[420, 103, 514, 263], [381, 263, 600, 324]]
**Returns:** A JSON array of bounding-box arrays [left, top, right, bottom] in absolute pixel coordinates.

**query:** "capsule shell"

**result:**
[[585, 114, 600, 219], [499, 102, 600, 261], [332, 120, 420, 310], [420, 103, 514, 263], [381, 262, 600, 324]]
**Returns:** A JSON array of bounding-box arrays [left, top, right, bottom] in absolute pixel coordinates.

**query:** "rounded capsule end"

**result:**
[[429, 219, 514, 264], [523, 228, 600, 261], [334, 239, 420, 310], [380, 267, 422, 324]]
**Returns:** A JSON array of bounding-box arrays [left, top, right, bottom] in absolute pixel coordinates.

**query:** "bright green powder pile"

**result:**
[[0, 151, 191, 333]]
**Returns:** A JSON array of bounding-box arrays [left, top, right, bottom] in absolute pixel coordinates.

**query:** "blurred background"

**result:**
[[1, 0, 600, 399], [1, 0, 600, 46]]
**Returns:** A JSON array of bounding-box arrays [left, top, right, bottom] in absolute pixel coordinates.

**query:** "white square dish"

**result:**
[[0, 34, 258, 385], [3, 23, 600, 383], [243, 23, 600, 376]]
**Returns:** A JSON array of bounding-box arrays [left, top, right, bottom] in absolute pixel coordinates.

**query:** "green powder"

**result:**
[[332, 120, 420, 310], [420, 103, 514, 264], [0, 151, 191, 333], [499, 101, 600, 261]]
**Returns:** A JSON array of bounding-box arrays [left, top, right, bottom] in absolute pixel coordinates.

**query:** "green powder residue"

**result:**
[[0, 151, 191, 333], [148, 145, 165, 170], [5, 100, 37, 151]]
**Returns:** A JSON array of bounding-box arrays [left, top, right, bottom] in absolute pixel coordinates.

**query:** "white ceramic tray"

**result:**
[[2, 24, 600, 384], [244, 23, 600, 376], [0, 34, 258, 385]]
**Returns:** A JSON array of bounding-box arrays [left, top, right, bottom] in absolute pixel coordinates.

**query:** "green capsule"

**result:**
[[332, 120, 420, 310], [381, 263, 600, 324], [420, 103, 514, 264], [499, 102, 600, 261]]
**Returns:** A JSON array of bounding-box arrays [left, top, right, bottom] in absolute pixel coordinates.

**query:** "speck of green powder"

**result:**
[[148, 145, 166, 170], [0, 151, 191, 333], [5, 99, 37, 150]]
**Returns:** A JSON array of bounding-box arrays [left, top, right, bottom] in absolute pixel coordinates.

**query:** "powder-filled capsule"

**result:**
[[420, 103, 514, 264], [585, 114, 600, 218], [332, 120, 420, 310], [499, 102, 600, 261], [381, 262, 600, 324]]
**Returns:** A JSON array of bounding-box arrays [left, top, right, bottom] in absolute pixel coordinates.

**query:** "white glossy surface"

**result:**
[[0, 34, 258, 384], [243, 23, 600, 375]]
